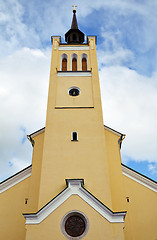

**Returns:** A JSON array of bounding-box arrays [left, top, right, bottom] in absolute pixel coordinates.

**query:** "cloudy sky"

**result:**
[[0, 0, 157, 181]]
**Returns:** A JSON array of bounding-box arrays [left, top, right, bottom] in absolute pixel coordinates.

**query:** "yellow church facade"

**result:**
[[0, 9, 157, 240]]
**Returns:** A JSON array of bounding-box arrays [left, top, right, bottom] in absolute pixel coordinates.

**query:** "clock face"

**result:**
[[69, 87, 80, 96]]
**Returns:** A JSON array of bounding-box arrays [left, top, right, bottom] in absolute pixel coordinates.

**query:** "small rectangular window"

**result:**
[[71, 132, 78, 141]]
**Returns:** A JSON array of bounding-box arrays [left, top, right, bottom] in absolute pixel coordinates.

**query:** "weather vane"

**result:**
[[72, 5, 77, 11]]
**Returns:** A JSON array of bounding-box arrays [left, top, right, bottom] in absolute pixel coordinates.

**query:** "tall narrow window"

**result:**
[[72, 58, 77, 71], [72, 132, 78, 141], [61, 54, 68, 71], [62, 58, 67, 71], [82, 58, 87, 71]]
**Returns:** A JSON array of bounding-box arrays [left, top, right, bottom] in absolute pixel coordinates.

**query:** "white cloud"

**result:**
[[1, 0, 157, 181], [0, 47, 50, 181], [99, 66, 157, 163], [148, 163, 157, 175]]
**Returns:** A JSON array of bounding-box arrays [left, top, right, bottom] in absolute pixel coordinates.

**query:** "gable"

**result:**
[[25, 194, 125, 240], [23, 179, 126, 224]]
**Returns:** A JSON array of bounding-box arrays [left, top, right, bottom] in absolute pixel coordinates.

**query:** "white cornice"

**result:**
[[57, 71, 92, 77], [122, 165, 157, 192], [0, 166, 32, 193], [23, 179, 126, 224], [59, 46, 89, 51]]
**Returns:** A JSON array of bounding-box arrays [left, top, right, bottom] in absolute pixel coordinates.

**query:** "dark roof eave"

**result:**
[[122, 163, 157, 184], [0, 165, 32, 184], [65, 28, 84, 38]]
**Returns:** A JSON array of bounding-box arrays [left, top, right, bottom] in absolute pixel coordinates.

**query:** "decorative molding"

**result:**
[[55, 107, 94, 109], [122, 165, 157, 193], [0, 166, 32, 193], [59, 46, 89, 51], [23, 179, 126, 224], [57, 71, 92, 77], [87, 36, 97, 44], [51, 36, 61, 44]]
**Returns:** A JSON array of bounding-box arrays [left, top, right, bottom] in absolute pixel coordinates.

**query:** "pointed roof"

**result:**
[[65, 9, 84, 44], [71, 10, 78, 29]]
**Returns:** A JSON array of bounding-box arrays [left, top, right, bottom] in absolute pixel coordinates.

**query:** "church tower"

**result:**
[[23, 8, 126, 240], [1, 7, 157, 240]]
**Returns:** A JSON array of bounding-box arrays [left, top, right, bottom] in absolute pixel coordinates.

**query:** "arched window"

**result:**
[[61, 54, 68, 71], [62, 58, 67, 71], [81, 54, 88, 71], [82, 58, 87, 71], [71, 54, 78, 71], [71, 132, 78, 141], [72, 58, 77, 71]]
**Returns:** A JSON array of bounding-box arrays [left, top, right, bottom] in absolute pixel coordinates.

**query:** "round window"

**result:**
[[65, 215, 85, 237], [61, 211, 89, 239], [69, 87, 80, 97]]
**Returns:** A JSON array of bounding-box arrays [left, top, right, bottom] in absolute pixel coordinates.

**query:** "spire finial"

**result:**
[[72, 4, 77, 12], [65, 5, 84, 44]]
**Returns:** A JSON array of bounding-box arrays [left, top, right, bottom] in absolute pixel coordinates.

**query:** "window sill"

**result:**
[[57, 71, 92, 77]]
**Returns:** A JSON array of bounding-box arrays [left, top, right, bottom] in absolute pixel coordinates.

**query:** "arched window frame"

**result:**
[[60, 53, 68, 71], [81, 53, 88, 71], [71, 53, 78, 71]]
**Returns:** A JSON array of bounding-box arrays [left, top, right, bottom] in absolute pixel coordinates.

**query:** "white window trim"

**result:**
[[71, 53, 78, 71], [60, 53, 68, 71]]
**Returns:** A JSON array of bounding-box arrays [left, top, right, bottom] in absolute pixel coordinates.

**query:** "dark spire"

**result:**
[[65, 9, 85, 44], [71, 10, 78, 29]]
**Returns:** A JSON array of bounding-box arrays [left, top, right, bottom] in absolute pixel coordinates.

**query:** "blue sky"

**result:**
[[0, 0, 157, 181]]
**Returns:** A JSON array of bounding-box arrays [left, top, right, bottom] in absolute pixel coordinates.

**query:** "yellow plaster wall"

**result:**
[[25, 195, 125, 240], [55, 76, 93, 107], [0, 177, 30, 240], [37, 37, 113, 211], [123, 174, 157, 240], [27, 131, 45, 212], [105, 129, 126, 211]]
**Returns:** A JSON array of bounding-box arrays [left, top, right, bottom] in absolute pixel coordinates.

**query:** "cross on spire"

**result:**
[[72, 5, 77, 11]]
